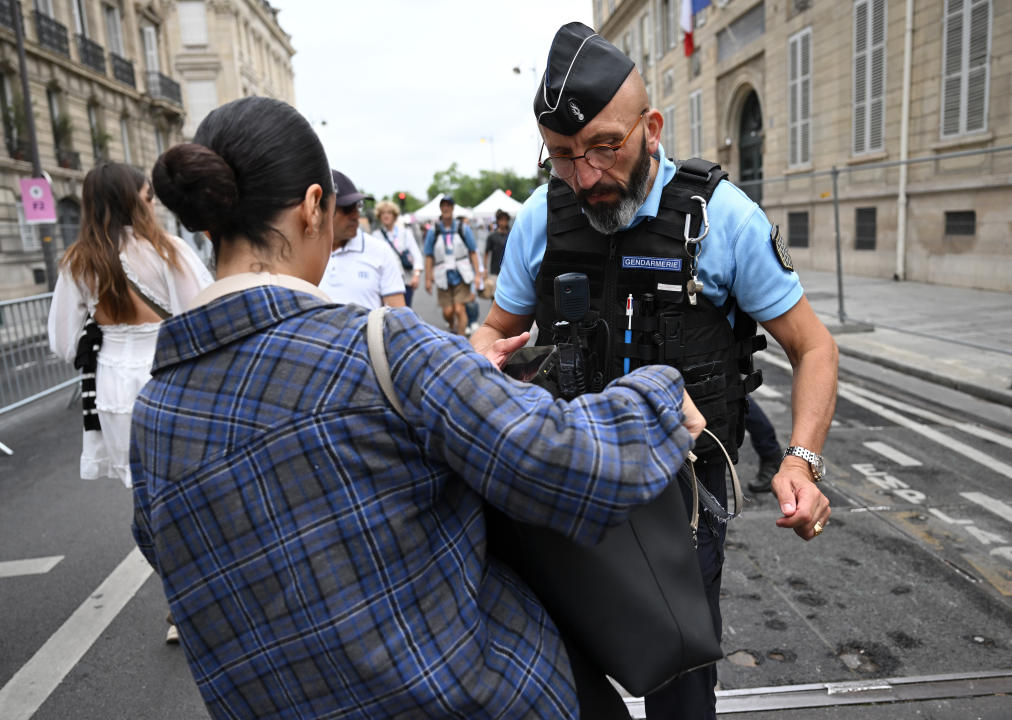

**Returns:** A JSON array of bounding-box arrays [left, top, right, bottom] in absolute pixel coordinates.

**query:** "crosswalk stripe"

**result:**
[[0, 548, 153, 720], [862, 441, 922, 467], [0, 556, 63, 579], [961, 492, 1012, 525]]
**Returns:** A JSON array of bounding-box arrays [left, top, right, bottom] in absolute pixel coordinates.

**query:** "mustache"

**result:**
[[575, 180, 627, 204]]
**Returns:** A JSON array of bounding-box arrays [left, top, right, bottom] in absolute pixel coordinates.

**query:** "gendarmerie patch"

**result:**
[[771, 223, 793, 271], [622, 256, 683, 272]]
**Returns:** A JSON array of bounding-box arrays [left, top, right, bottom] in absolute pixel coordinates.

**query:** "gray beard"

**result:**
[[579, 140, 652, 236]]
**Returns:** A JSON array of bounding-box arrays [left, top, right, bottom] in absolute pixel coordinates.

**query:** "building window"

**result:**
[[178, 1, 209, 46], [788, 211, 810, 247], [855, 207, 876, 250], [184, 79, 218, 137], [119, 115, 132, 164], [88, 104, 105, 162], [788, 27, 812, 167], [944, 210, 975, 236], [854, 0, 886, 154], [71, 0, 89, 36], [103, 3, 124, 56], [33, 268, 46, 284], [141, 24, 161, 74], [663, 105, 676, 156], [717, 2, 766, 64], [155, 126, 166, 156], [689, 89, 702, 156], [663, 68, 675, 97], [662, 0, 678, 52], [34, 0, 55, 17], [595, 0, 603, 26], [941, 0, 991, 137], [1, 74, 21, 157]]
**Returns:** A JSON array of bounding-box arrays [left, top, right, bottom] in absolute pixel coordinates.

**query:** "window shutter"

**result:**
[[853, 0, 868, 153], [800, 31, 810, 164], [966, 0, 990, 131], [142, 25, 160, 74], [178, 2, 209, 46]]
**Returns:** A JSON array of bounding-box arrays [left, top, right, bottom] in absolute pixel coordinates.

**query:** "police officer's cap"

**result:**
[[534, 22, 635, 136]]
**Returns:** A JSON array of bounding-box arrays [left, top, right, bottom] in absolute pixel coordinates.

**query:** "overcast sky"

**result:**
[[269, 0, 594, 201]]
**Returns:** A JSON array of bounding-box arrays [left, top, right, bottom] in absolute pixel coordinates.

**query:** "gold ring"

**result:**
[[813, 521, 824, 536]]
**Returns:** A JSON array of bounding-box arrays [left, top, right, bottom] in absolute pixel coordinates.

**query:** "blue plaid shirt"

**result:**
[[131, 286, 694, 720]]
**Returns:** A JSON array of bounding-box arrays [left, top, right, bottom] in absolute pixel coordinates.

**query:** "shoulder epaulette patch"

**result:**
[[771, 223, 793, 271]]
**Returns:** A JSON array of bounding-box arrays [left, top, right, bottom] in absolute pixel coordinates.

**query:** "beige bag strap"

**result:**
[[367, 307, 405, 419]]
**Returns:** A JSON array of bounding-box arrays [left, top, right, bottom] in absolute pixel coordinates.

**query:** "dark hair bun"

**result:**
[[152, 143, 239, 233]]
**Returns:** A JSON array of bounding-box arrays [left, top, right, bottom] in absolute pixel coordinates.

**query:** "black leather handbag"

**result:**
[[484, 474, 722, 697]]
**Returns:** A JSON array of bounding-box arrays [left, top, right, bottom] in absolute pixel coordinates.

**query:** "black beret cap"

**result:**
[[534, 22, 636, 136]]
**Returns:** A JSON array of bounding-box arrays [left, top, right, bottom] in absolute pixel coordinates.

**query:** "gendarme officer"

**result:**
[[471, 21, 838, 720]]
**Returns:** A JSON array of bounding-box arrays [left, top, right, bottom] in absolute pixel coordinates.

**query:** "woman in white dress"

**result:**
[[48, 163, 212, 489]]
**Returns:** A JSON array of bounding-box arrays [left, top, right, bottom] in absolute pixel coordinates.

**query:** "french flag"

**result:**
[[681, 0, 711, 56]]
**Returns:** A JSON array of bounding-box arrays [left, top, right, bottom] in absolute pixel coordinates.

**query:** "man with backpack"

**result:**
[[423, 195, 483, 334]]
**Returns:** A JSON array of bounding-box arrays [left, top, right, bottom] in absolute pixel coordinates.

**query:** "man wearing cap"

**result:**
[[471, 21, 837, 720], [423, 195, 483, 334], [320, 170, 405, 309]]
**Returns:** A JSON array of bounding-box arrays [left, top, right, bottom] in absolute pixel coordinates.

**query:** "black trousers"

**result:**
[[564, 459, 728, 720]]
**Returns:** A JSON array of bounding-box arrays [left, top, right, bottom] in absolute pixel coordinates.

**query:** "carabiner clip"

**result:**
[[683, 194, 710, 246]]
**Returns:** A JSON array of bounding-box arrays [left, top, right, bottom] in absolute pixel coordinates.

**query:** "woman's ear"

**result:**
[[300, 183, 324, 237]]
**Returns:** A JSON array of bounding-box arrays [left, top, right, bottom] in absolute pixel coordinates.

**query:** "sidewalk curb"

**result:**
[[834, 343, 1012, 409]]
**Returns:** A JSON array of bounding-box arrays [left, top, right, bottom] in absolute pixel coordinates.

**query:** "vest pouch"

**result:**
[[657, 310, 685, 366], [681, 361, 730, 457]]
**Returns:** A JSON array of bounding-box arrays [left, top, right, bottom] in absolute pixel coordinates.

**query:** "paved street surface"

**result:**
[[2, 269, 1010, 718]]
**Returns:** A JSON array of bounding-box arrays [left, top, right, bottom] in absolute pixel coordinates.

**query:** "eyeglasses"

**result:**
[[538, 110, 648, 179], [337, 201, 364, 214]]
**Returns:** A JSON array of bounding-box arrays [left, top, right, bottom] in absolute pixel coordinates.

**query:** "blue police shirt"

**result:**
[[495, 146, 803, 324]]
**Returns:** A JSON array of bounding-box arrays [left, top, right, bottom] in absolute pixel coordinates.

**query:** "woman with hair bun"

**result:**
[[131, 96, 704, 720]]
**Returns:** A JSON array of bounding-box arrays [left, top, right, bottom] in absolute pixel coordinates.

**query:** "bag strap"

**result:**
[[126, 278, 170, 320], [367, 307, 405, 419]]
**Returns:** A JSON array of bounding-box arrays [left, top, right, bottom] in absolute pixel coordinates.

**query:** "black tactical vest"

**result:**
[[533, 159, 766, 462]]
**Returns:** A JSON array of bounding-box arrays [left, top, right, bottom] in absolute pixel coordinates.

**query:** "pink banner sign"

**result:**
[[20, 177, 56, 224]]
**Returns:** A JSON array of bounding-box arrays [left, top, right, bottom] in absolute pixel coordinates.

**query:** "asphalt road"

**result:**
[[1, 289, 1010, 719]]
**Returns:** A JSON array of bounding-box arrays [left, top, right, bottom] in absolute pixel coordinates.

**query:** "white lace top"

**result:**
[[48, 227, 214, 362]]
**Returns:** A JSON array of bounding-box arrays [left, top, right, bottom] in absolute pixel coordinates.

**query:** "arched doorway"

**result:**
[[738, 91, 763, 205], [57, 197, 80, 250]]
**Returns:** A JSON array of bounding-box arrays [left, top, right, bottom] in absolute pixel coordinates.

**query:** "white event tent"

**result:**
[[411, 194, 473, 222], [471, 189, 524, 221]]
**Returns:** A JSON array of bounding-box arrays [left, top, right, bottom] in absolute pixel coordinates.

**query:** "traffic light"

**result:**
[[505, 189, 512, 197], [397, 191, 406, 212]]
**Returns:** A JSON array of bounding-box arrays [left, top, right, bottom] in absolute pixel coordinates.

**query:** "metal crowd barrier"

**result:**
[[0, 292, 77, 454]]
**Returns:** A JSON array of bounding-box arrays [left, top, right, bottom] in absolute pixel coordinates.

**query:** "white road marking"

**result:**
[[961, 492, 1012, 525], [0, 556, 63, 579], [759, 354, 1012, 481], [862, 441, 922, 467], [839, 386, 1012, 481], [843, 383, 1012, 451], [0, 548, 153, 720]]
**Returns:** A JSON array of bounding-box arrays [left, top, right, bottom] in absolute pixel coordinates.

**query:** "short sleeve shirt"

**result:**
[[495, 146, 804, 324], [319, 229, 406, 309]]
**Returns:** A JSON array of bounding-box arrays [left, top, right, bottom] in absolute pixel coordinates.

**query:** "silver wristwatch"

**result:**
[[784, 446, 826, 482]]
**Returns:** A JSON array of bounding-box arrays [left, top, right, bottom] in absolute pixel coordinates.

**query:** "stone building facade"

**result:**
[[596, 0, 1011, 291], [0, 0, 294, 299]]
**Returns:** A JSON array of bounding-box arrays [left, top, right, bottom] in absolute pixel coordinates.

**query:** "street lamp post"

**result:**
[[13, 0, 58, 290]]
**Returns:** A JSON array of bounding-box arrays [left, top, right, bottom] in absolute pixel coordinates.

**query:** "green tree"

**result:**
[[426, 163, 543, 206]]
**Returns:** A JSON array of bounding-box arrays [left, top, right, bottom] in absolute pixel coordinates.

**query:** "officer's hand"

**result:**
[[481, 332, 531, 370], [681, 390, 706, 441], [772, 459, 831, 541], [425, 279, 433, 294]]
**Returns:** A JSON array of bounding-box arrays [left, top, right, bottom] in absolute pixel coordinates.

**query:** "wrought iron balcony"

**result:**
[[34, 11, 69, 57], [0, 0, 15, 31], [110, 53, 135, 87], [146, 71, 182, 106], [76, 34, 105, 74]]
